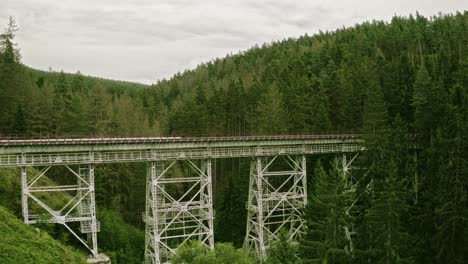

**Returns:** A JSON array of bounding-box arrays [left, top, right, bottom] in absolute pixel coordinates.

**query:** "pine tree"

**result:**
[[29, 82, 55, 136], [169, 96, 208, 136], [207, 86, 226, 135], [364, 159, 413, 264], [267, 231, 302, 264], [428, 62, 468, 263], [70, 71, 87, 93], [0, 17, 22, 133], [64, 94, 86, 135], [88, 83, 112, 135], [51, 71, 71, 135], [308, 75, 331, 132], [12, 104, 29, 135], [0, 17, 21, 63], [360, 68, 390, 188], [255, 83, 288, 134], [412, 65, 432, 136], [412, 65, 449, 141], [300, 160, 353, 264], [225, 79, 247, 135]]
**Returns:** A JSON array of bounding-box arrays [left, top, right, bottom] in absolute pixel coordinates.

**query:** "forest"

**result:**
[[0, 11, 467, 264]]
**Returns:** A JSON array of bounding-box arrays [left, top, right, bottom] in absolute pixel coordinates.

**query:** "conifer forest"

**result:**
[[0, 11, 467, 264]]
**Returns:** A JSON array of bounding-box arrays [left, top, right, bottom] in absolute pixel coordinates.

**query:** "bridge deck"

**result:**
[[0, 134, 363, 167]]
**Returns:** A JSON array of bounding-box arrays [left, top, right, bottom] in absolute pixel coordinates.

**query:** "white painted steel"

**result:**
[[21, 163, 100, 257], [244, 155, 307, 260], [143, 159, 215, 264], [0, 142, 362, 167], [2, 135, 363, 263]]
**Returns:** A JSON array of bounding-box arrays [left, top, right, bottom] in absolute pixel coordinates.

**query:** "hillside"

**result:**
[[27, 67, 148, 94], [1, 12, 466, 138], [0, 168, 90, 263], [0, 11, 467, 264], [0, 205, 86, 264], [0, 166, 145, 264]]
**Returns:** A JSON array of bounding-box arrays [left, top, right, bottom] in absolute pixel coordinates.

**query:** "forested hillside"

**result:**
[[0, 205, 86, 264], [0, 12, 467, 264], [0, 168, 87, 264]]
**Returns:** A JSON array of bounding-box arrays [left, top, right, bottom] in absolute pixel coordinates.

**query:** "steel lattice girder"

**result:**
[[340, 152, 360, 254], [0, 137, 363, 168], [3, 136, 364, 263], [244, 155, 307, 260], [20, 164, 99, 257], [143, 159, 215, 264]]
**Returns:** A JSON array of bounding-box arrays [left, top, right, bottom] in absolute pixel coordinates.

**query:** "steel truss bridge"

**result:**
[[0, 134, 363, 263]]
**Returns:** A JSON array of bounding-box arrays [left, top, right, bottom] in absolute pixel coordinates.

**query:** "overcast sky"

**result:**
[[1, 0, 466, 84]]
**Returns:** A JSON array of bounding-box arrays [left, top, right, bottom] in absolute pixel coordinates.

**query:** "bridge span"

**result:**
[[0, 134, 363, 263]]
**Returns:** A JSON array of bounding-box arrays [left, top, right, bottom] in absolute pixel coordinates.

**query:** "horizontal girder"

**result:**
[[0, 139, 362, 167], [0, 134, 359, 147]]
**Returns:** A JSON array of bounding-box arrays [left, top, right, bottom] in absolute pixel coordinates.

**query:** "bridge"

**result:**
[[0, 134, 363, 263]]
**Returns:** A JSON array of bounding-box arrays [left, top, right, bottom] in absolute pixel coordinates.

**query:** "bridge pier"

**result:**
[[144, 159, 215, 264], [20, 163, 99, 257], [340, 152, 359, 255], [341, 153, 359, 188], [244, 155, 307, 260]]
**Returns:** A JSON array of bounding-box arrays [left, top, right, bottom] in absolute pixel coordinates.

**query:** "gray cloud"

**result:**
[[0, 0, 466, 84]]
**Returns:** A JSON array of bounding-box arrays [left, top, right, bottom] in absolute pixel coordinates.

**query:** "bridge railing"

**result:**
[[0, 143, 362, 167]]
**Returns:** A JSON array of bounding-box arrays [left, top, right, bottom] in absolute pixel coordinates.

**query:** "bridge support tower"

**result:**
[[144, 159, 215, 264], [244, 155, 307, 260], [340, 152, 360, 255], [20, 161, 99, 257]]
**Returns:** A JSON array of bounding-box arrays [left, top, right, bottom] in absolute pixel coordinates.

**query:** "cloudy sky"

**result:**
[[1, 0, 466, 84]]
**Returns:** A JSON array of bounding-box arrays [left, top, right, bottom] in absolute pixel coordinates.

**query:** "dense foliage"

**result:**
[[0, 11, 466, 264], [0, 205, 86, 263], [172, 241, 255, 264]]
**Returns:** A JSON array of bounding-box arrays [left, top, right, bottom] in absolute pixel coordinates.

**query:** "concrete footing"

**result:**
[[87, 254, 111, 264]]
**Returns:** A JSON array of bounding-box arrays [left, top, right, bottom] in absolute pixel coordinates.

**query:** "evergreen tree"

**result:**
[[225, 79, 247, 135], [29, 82, 56, 136], [267, 231, 302, 264], [308, 75, 331, 132], [64, 94, 86, 135], [88, 83, 112, 135], [364, 159, 413, 263], [0, 17, 21, 63], [172, 241, 254, 264], [12, 104, 28, 135], [412, 65, 433, 136], [255, 83, 288, 134], [300, 160, 353, 264], [51, 71, 72, 135], [0, 17, 22, 133], [70, 71, 86, 93], [169, 96, 208, 136]]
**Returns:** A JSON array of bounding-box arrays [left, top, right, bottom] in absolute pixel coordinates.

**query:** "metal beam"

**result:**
[[0, 142, 362, 168], [144, 159, 214, 264], [0, 136, 363, 167], [341, 153, 359, 255], [20, 163, 100, 257], [3, 135, 364, 263], [244, 155, 307, 260]]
